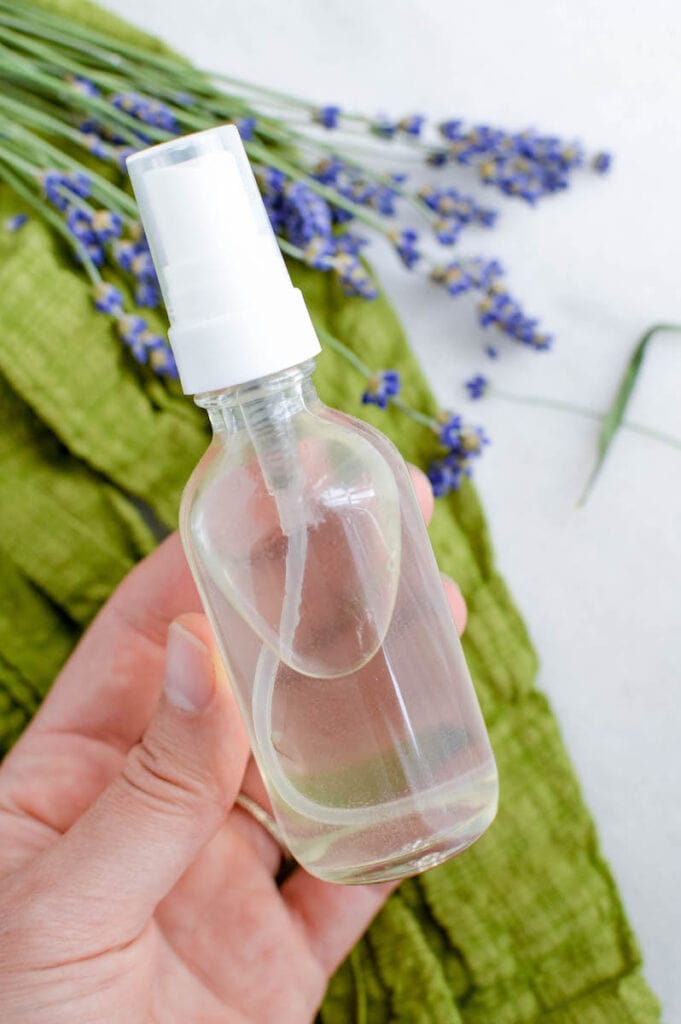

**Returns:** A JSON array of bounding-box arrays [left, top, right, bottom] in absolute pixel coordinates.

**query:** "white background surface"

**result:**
[[103, 1, 681, 1016]]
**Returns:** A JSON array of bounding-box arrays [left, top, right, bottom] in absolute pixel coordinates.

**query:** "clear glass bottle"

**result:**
[[128, 126, 498, 884], [180, 360, 497, 883]]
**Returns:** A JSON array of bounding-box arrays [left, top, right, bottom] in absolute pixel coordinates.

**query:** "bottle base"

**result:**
[[304, 795, 498, 885]]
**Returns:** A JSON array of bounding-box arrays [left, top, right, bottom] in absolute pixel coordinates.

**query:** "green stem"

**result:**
[[492, 387, 681, 455], [0, 0, 201, 78], [0, 153, 100, 283], [0, 87, 111, 149], [0, 39, 168, 145], [0, 139, 39, 178], [315, 324, 373, 377], [0, 6, 260, 126], [315, 325, 440, 431], [0, 108, 137, 217], [391, 396, 439, 431], [0, 22, 239, 140]]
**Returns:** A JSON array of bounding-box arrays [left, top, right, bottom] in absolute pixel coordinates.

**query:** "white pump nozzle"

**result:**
[[127, 125, 320, 394]]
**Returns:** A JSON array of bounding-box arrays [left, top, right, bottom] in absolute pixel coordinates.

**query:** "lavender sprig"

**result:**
[[317, 326, 489, 493]]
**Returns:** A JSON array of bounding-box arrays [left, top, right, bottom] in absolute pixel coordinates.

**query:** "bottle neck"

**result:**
[[194, 359, 318, 435]]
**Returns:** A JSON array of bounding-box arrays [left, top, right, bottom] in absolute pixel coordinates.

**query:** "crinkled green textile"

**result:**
[[0, 2, 661, 1020]]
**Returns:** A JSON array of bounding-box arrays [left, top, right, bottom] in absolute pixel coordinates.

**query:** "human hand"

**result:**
[[0, 467, 466, 1024]]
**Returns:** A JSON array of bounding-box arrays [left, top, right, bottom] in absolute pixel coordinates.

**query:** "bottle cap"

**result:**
[[127, 125, 320, 394]]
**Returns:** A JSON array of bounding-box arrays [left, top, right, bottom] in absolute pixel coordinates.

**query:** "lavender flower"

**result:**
[[426, 150, 449, 167], [236, 117, 257, 140], [434, 119, 607, 202], [42, 169, 92, 210], [592, 151, 612, 174], [77, 242, 105, 267], [437, 412, 463, 448], [302, 235, 335, 270], [465, 373, 488, 400], [91, 209, 123, 242], [146, 335, 178, 378], [332, 252, 378, 298], [457, 424, 489, 456], [428, 417, 490, 495], [433, 218, 461, 246], [93, 282, 124, 314], [313, 105, 341, 129], [80, 131, 108, 159], [134, 281, 160, 308], [260, 171, 333, 247], [4, 213, 28, 232], [312, 158, 399, 219], [64, 171, 92, 198], [389, 228, 420, 269], [370, 117, 398, 139], [418, 184, 497, 244], [398, 114, 426, 137], [427, 458, 462, 497], [65, 74, 100, 98], [418, 185, 496, 227], [111, 92, 178, 134], [430, 262, 473, 296], [116, 313, 148, 356], [130, 248, 156, 282], [476, 291, 552, 349], [361, 370, 401, 408], [465, 258, 504, 289], [117, 146, 139, 170]]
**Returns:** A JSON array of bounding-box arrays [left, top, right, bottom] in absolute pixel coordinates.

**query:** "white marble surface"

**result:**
[[103, 0, 681, 1016]]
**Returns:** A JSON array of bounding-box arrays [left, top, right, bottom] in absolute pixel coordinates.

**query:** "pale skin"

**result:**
[[0, 468, 467, 1024]]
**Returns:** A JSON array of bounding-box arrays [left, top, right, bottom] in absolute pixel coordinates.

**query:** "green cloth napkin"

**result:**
[[0, 3, 661, 1020]]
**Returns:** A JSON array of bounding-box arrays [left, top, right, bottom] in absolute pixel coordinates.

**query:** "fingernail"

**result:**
[[165, 622, 214, 713]]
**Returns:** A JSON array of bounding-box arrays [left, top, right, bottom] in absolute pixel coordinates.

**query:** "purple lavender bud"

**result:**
[[313, 105, 342, 129], [4, 213, 28, 233], [67, 207, 94, 243], [371, 117, 398, 139], [437, 413, 463, 449], [398, 114, 425, 137], [236, 117, 257, 140], [389, 228, 421, 268], [134, 281, 161, 308], [361, 370, 401, 408], [91, 209, 123, 243], [93, 283, 124, 314], [464, 374, 489, 400], [592, 151, 612, 174]]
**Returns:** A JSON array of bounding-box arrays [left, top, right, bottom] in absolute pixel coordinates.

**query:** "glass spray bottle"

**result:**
[[128, 126, 498, 884]]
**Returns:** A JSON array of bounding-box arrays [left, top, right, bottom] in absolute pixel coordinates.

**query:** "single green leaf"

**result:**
[[580, 322, 681, 504]]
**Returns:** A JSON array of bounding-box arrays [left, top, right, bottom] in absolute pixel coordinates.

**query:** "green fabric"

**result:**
[[0, 3, 660, 1021]]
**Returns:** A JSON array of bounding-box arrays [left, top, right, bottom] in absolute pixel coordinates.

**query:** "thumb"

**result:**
[[33, 614, 251, 942]]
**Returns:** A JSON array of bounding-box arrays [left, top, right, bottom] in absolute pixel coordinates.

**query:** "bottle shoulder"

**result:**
[[180, 400, 408, 679]]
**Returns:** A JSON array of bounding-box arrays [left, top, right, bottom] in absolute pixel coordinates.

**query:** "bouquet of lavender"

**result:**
[[0, 0, 625, 496]]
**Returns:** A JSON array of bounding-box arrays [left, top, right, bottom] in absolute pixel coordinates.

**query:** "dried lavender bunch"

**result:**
[[0, 0, 612, 493]]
